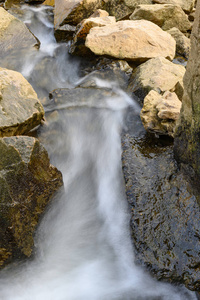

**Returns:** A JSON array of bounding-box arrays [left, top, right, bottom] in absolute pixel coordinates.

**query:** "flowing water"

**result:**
[[0, 6, 198, 300]]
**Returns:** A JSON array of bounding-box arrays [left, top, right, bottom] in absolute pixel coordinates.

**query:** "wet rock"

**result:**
[[54, 24, 76, 43], [121, 120, 200, 291], [130, 4, 192, 32], [70, 16, 116, 56], [85, 20, 176, 62], [0, 67, 44, 137], [0, 8, 39, 70], [0, 136, 63, 268], [4, 0, 43, 9], [128, 56, 185, 102], [140, 90, 182, 137], [167, 27, 191, 58], [54, 0, 102, 28], [152, 0, 195, 13]]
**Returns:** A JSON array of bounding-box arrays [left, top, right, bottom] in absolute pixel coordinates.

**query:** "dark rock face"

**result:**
[[122, 109, 200, 291], [174, 1, 200, 195], [0, 136, 63, 269]]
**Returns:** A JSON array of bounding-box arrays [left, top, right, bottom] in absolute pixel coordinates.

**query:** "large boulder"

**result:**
[[122, 123, 200, 291], [54, 0, 103, 28], [85, 20, 176, 61], [174, 0, 200, 194], [70, 15, 116, 55], [130, 4, 192, 32], [0, 67, 44, 137], [167, 27, 191, 58], [140, 90, 182, 137], [153, 0, 195, 13], [128, 56, 185, 101], [0, 8, 39, 68], [0, 136, 63, 268]]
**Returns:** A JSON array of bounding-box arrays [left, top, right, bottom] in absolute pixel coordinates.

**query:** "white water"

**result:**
[[0, 6, 197, 300]]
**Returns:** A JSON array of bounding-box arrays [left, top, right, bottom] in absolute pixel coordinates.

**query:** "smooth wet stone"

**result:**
[[0, 136, 63, 268], [121, 121, 200, 291], [0, 67, 44, 137]]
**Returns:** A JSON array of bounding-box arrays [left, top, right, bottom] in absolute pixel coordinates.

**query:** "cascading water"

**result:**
[[0, 6, 198, 300]]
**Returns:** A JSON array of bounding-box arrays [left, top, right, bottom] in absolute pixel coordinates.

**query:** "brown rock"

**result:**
[[140, 90, 182, 136], [54, 0, 102, 28], [85, 20, 176, 61], [0, 136, 63, 268], [130, 4, 192, 32]]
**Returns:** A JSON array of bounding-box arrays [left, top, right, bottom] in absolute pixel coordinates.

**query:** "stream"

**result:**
[[0, 5, 198, 300]]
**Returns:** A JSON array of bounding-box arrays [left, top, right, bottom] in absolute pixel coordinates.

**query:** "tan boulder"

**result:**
[[90, 9, 109, 18], [85, 20, 176, 61], [0, 8, 39, 67], [70, 16, 116, 55], [140, 90, 182, 136], [153, 0, 195, 13], [167, 27, 190, 58], [130, 4, 192, 32], [0, 67, 44, 137], [128, 56, 185, 100], [54, 0, 102, 28]]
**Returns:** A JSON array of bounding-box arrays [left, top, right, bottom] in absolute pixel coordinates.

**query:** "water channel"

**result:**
[[0, 6, 198, 300]]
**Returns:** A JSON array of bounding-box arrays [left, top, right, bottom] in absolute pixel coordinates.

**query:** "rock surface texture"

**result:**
[[174, 0, 200, 195], [140, 90, 182, 137], [130, 4, 192, 32], [153, 0, 195, 13], [85, 20, 176, 61], [167, 27, 191, 58], [128, 56, 185, 101], [122, 111, 200, 291], [0, 67, 44, 137], [0, 8, 39, 66], [0, 136, 63, 268], [54, 0, 102, 27]]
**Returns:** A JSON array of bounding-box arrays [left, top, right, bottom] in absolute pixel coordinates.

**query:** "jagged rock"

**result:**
[[103, 0, 152, 21], [152, 0, 195, 13], [90, 9, 109, 18], [0, 8, 39, 70], [140, 90, 182, 137], [85, 20, 176, 61], [0, 67, 44, 137], [0, 136, 63, 268], [130, 4, 192, 32], [70, 16, 116, 55], [122, 125, 200, 291], [54, 24, 76, 43], [167, 27, 190, 58], [54, 0, 102, 28], [128, 56, 185, 102]]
